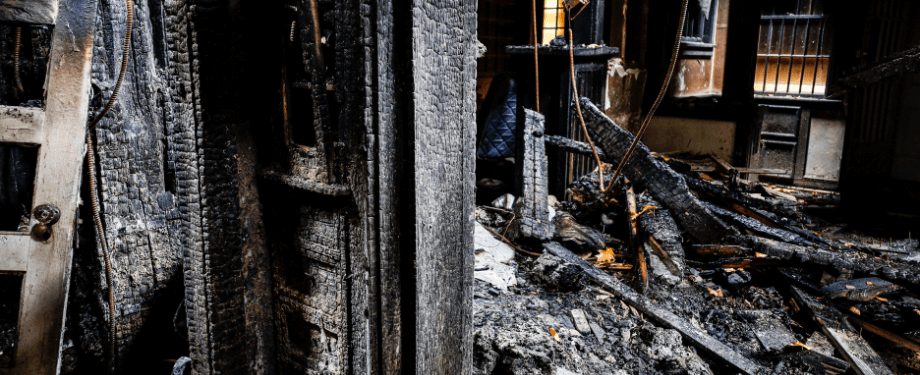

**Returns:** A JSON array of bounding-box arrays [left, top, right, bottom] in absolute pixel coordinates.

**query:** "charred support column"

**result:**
[[377, 0, 476, 374], [513, 109, 554, 240]]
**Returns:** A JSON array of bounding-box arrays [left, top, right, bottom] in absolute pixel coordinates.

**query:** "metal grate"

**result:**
[[753, 0, 833, 97], [682, 0, 718, 44], [541, 0, 566, 44], [565, 66, 606, 187]]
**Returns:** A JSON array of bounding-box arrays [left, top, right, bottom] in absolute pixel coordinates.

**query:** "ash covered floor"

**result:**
[[473, 196, 920, 374], [472, 101, 920, 374]]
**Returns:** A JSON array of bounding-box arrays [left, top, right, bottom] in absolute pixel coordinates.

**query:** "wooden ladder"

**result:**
[[0, 0, 98, 373]]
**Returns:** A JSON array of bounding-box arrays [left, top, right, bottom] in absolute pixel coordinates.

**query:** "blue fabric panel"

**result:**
[[478, 79, 518, 159]]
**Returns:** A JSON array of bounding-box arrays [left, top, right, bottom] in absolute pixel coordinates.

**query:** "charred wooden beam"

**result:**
[[260, 168, 352, 197], [513, 109, 554, 240], [636, 195, 685, 277], [790, 286, 896, 375], [625, 184, 648, 292], [703, 202, 814, 246], [846, 315, 920, 353], [836, 44, 920, 89], [543, 242, 766, 375], [821, 278, 904, 302], [545, 134, 609, 161], [741, 236, 920, 287], [738, 310, 797, 352], [685, 176, 800, 219], [578, 97, 737, 242]]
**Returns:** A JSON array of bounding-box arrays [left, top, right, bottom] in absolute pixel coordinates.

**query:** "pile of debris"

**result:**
[[472, 98, 920, 375]]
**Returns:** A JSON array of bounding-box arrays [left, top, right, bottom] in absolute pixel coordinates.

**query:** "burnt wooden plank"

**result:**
[[821, 278, 903, 302], [738, 310, 797, 352], [741, 236, 920, 286], [0, 0, 57, 25], [410, 1, 476, 374], [636, 195, 685, 276], [375, 0, 405, 373], [578, 97, 738, 242], [790, 286, 895, 375], [87, 0, 194, 369], [181, 0, 280, 372], [544, 242, 765, 375], [514, 109, 554, 240]]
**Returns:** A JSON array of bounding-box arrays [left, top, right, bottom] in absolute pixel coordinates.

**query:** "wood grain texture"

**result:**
[[578, 97, 738, 242], [88, 0, 188, 367], [375, 1, 405, 373], [411, 1, 476, 374], [0, 0, 57, 25], [0, 0, 97, 373], [790, 286, 895, 375]]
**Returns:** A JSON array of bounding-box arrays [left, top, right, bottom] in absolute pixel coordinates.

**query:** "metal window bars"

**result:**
[[681, 0, 718, 44], [753, 0, 833, 97]]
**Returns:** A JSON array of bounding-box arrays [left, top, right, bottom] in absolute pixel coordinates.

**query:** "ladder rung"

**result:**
[[0, 105, 45, 145], [0, 0, 58, 25]]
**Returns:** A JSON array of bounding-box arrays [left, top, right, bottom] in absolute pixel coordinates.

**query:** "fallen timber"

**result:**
[[738, 236, 920, 286], [543, 242, 766, 375], [790, 286, 896, 375], [577, 97, 738, 242]]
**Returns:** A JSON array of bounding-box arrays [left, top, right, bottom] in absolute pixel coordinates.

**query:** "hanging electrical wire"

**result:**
[[568, 0, 690, 193], [89, 0, 134, 129], [85, 0, 134, 370]]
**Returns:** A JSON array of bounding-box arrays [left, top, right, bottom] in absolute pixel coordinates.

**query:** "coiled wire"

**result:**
[[85, 0, 134, 371]]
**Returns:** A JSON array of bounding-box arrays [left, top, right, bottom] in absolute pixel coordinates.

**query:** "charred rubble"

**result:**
[[472, 97, 920, 375]]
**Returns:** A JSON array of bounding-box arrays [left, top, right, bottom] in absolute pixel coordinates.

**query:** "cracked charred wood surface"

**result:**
[[741, 236, 920, 286], [87, 0, 191, 368], [514, 109, 554, 240], [636, 195, 685, 276], [578, 97, 737, 242], [790, 286, 895, 375], [544, 242, 765, 375], [684, 177, 800, 219], [545, 134, 609, 161], [703, 202, 813, 245], [410, 1, 476, 374]]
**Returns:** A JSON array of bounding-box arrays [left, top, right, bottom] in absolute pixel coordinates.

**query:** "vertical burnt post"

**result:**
[[408, 0, 476, 373], [377, 0, 477, 374], [513, 109, 554, 240]]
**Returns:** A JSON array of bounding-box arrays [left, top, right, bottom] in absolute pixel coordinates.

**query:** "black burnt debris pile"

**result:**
[[472, 98, 920, 375]]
